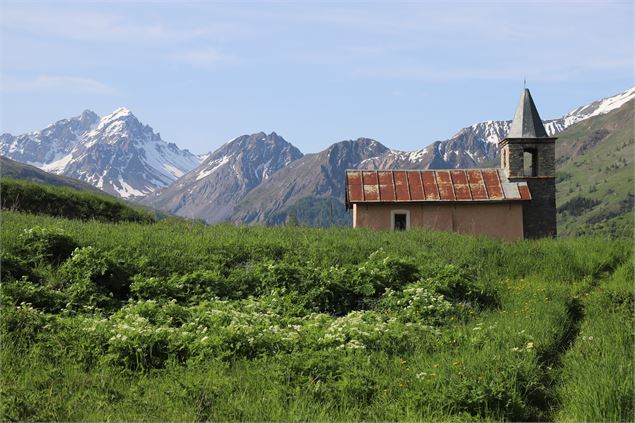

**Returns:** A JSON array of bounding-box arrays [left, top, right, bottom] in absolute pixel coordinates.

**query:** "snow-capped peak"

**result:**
[[110, 106, 132, 117], [563, 86, 635, 126], [0, 107, 200, 199], [96, 107, 135, 129]]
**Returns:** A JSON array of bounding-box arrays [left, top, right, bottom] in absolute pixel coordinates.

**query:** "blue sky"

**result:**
[[1, 0, 633, 154]]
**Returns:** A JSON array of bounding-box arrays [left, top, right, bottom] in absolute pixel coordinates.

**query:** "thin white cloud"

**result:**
[[1, 6, 209, 42], [2, 75, 116, 95]]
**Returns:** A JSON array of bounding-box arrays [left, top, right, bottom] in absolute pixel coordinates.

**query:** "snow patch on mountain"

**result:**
[[140, 138, 200, 182], [96, 107, 132, 130], [544, 120, 565, 136], [196, 155, 231, 180], [113, 177, 145, 198], [562, 87, 635, 127], [41, 153, 74, 173]]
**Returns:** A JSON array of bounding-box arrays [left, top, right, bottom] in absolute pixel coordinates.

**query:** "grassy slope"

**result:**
[[555, 260, 634, 421], [268, 196, 352, 227], [1, 211, 632, 421], [0, 156, 104, 194], [555, 99, 634, 237], [1, 178, 155, 223]]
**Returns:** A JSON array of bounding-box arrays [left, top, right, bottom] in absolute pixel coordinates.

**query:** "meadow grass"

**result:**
[[555, 260, 634, 422], [1, 210, 632, 421]]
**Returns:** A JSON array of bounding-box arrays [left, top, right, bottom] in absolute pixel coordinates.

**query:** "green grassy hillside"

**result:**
[[555, 100, 634, 238], [1, 211, 632, 421], [1, 178, 155, 223], [268, 197, 352, 226], [0, 156, 104, 193]]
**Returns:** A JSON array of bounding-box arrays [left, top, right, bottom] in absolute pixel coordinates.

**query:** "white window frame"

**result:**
[[390, 209, 410, 231]]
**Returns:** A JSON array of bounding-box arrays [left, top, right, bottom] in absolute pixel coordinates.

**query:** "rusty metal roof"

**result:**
[[345, 169, 531, 207]]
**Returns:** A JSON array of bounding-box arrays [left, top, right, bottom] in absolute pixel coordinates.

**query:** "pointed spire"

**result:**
[[507, 88, 548, 138]]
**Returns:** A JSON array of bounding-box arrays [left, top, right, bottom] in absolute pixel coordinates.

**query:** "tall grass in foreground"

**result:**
[[0, 275, 576, 421], [555, 260, 634, 422], [1, 210, 633, 421]]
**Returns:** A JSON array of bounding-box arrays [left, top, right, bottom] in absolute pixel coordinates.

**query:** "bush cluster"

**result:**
[[2, 227, 498, 370]]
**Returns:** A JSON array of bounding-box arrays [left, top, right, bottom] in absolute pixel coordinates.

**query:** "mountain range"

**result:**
[[1, 87, 633, 230], [140, 132, 303, 223], [1, 108, 199, 198]]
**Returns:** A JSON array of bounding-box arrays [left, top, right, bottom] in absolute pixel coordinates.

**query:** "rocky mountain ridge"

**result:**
[[232, 138, 389, 224], [1, 108, 200, 198], [140, 132, 303, 223]]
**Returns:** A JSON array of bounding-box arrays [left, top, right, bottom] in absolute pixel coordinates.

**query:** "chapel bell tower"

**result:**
[[499, 88, 557, 238]]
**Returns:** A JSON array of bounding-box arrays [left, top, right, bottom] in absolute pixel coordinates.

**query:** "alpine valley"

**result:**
[[1, 87, 633, 235]]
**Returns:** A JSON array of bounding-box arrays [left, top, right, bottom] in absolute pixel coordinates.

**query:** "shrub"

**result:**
[[359, 249, 420, 291], [223, 266, 261, 298], [15, 227, 79, 265], [0, 303, 53, 348], [59, 247, 131, 308], [426, 264, 499, 310], [379, 283, 455, 325], [176, 270, 235, 300], [130, 270, 245, 303], [0, 251, 38, 282], [557, 196, 601, 217], [1, 278, 66, 312], [101, 300, 193, 369], [251, 250, 420, 316], [129, 275, 173, 301], [303, 265, 370, 315]]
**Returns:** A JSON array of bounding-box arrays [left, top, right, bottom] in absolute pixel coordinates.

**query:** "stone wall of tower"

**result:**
[[500, 143, 524, 177], [500, 139, 556, 178], [532, 142, 556, 177], [500, 137, 557, 239], [521, 178, 557, 238]]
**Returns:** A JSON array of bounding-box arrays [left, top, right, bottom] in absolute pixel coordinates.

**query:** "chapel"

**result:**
[[345, 88, 557, 240]]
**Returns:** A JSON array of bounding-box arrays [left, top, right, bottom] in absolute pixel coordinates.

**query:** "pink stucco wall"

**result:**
[[352, 202, 524, 240]]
